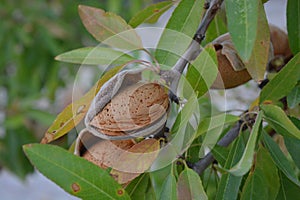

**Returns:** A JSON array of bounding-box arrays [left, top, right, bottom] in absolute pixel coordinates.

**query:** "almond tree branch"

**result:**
[[191, 120, 244, 175], [172, 0, 224, 73], [161, 0, 224, 102]]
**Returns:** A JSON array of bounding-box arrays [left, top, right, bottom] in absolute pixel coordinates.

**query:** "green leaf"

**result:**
[[25, 109, 55, 126], [129, 1, 173, 28], [215, 136, 244, 200], [287, 0, 300, 54], [151, 93, 199, 170], [186, 44, 218, 98], [159, 173, 177, 200], [0, 128, 35, 179], [23, 144, 129, 200], [198, 114, 239, 158], [196, 114, 240, 138], [126, 174, 150, 200], [228, 111, 262, 176], [78, 5, 142, 50], [284, 117, 300, 169], [55, 47, 135, 65], [261, 104, 300, 139], [262, 132, 300, 186], [287, 83, 300, 108], [284, 137, 300, 170], [149, 165, 172, 200], [203, 13, 227, 45], [260, 52, 300, 103], [41, 65, 124, 144], [211, 145, 229, 166], [225, 0, 259, 62], [155, 0, 204, 67], [177, 167, 208, 200], [276, 172, 300, 200], [244, 0, 269, 82], [240, 146, 279, 200]]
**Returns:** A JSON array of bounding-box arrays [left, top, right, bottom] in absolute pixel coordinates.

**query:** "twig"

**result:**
[[192, 120, 244, 175], [172, 0, 224, 73], [161, 0, 224, 102]]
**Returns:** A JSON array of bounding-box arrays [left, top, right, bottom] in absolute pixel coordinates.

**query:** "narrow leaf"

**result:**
[[186, 44, 218, 97], [262, 132, 300, 186], [55, 47, 135, 65], [228, 111, 262, 176], [211, 145, 229, 166], [215, 137, 245, 200], [240, 146, 279, 200], [261, 104, 300, 139], [155, 0, 204, 67], [196, 114, 240, 138], [177, 167, 208, 200], [287, 0, 300, 54], [23, 144, 129, 200], [151, 94, 198, 170], [41, 65, 124, 144], [129, 1, 173, 28], [244, 0, 269, 82], [78, 5, 142, 50], [203, 13, 227, 45], [276, 171, 300, 200], [125, 174, 150, 200], [198, 113, 239, 158], [159, 173, 177, 200], [225, 0, 259, 61], [287, 83, 300, 108], [149, 165, 172, 200], [260, 52, 300, 103], [284, 117, 300, 169]]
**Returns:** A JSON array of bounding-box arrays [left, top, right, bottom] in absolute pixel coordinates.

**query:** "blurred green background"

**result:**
[[0, 0, 162, 179]]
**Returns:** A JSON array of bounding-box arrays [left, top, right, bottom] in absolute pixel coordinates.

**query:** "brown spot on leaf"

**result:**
[[153, 8, 160, 13], [71, 183, 80, 193], [60, 122, 65, 127], [117, 188, 124, 196]]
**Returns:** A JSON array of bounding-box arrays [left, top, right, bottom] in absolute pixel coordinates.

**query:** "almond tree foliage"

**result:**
[[0, 0, 151, 179], [22, 0, 300, 199]]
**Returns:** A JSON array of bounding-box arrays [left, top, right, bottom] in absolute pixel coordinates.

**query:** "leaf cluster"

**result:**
[[22, 0, 300, 199]]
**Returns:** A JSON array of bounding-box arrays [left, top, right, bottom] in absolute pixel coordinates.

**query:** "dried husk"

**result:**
[[75, 129, 159, 184], [211, 33, 252, 89], [269, 24, 292, 58], [85, 68, 170, 140]]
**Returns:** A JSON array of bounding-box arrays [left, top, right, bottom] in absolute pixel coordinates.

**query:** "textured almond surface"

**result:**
[[82, 139, 135, 169], [90, 82, 169, 134]]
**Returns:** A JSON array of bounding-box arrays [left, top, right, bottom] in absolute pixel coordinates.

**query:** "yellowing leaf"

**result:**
[[244, 1, 269, 82], [78, 5, 142, 50], [41, 66, 124, 144]]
